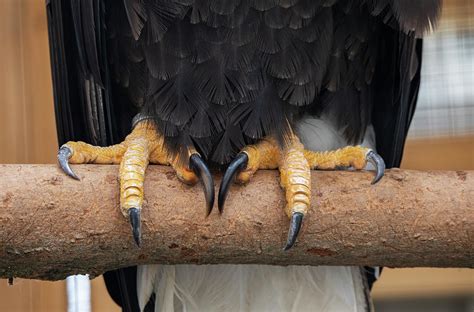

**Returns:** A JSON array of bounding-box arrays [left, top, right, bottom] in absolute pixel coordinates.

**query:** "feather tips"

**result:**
[[390, 0, 442, 36], [137, 265, 373, 312]]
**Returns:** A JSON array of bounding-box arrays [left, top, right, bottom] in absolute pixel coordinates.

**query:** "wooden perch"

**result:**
[[0, 164, 472, 280]]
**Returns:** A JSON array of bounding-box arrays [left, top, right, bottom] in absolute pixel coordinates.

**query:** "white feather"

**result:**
[[138, 265, 371, 312], [295, 117, 376, 152], [137, 116, 376, 312]]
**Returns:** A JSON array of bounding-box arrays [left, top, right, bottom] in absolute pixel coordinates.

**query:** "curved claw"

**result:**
[[284, 212, 304, 251], [129, 208, 141, 247], [57, 145, 79, 180], [218, 153, 249, 213], [366, 150, 385, 184], [189, 154, 215, 216]]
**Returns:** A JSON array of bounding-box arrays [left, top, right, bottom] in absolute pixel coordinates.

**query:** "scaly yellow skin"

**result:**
[[64, 120, 371, 222], [236, 138, 371, 219], [63, 121, 198, 217], [304, 146, 370, 170], [279, 136, 311, 218]]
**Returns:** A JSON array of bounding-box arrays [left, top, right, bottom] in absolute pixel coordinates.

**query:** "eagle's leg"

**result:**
[[219, 138, 385, 250], [57, 120, 214, 246]]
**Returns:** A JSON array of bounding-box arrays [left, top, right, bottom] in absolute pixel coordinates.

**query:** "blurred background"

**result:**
[[0, 0, 472, 311]]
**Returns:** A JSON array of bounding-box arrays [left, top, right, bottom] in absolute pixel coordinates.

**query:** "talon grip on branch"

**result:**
[[366, 150, 385, 184], [58, 145, 79, 180], [189, 154, 215, 215], [284, 212, 304, 251], [218, 153, 249, 213], [129, 208, 141, 247]]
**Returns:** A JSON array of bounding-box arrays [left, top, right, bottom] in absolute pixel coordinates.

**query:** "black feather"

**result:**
[[210, 0, 241, 15], [211, 122, 246, 163], [123, 0, 147, 40]]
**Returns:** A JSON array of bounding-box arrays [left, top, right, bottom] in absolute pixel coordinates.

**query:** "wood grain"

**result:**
[[0, 165, 472, 280]]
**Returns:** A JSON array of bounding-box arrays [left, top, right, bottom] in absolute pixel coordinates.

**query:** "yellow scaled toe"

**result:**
[[303, 145, 370, 170], [279, 135, 311, 219], [64, 141, 126, 164], [236, 138, 280, 183]]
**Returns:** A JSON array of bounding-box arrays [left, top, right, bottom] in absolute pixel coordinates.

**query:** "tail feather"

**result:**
[[137, 265, 372, 312]]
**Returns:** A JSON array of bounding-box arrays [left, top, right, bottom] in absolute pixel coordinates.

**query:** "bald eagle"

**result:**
[[47, 0, 441, 311]]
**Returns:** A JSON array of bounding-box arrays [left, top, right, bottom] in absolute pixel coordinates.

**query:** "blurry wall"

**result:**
[[0, 1, 112, 311], [0, 0, 472, 311], [0, 0, 57, 165]]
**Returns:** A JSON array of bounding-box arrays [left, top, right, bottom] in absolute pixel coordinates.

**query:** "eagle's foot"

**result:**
[[219, 135, 310, 250], [219, 139, 385, 250], [58, 120, 214, 246]]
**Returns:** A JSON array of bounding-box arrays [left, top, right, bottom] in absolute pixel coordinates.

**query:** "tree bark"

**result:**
[[0, 164, 472, 280]]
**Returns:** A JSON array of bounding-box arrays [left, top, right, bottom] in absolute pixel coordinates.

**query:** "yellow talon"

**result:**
[[219, 134, 384, 250], [232, 135, 311, 219], [303, 145, 370, 170], [236, 138, 280, 183], [219, 134, 311, 249], [58, 119, 208, 246], [65, 141, 126, 164]]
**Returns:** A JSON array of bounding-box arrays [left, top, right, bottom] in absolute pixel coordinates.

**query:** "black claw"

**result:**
[[218, 153, 248, 213], [189, 154, 215, 216], [284, 212, 304, 251], [366, 151, 385, 184], [129, 208, 141, 247], [57, 146, 79, 180]]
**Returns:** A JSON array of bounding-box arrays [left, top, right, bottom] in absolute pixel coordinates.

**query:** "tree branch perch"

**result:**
[[0, 164, 472, 280]]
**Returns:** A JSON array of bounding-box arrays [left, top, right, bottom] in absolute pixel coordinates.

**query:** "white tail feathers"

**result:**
[[137, 265, 371, 312]]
